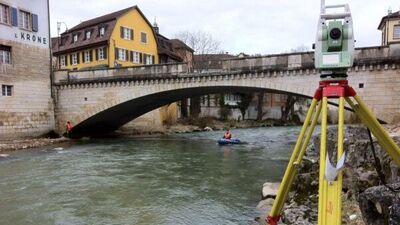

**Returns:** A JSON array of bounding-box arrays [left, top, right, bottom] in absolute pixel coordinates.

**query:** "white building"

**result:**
[[0, 0, 54, 139]]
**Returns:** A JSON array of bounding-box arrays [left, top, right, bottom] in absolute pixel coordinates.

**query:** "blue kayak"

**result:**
[[218, 138, 241, 145]]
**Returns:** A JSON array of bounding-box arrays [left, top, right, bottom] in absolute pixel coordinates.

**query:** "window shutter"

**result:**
[[130, 29, 133, 40], [104, 47, 107, 59], [120, 27, 124, 38], [144, 54, 147, 64], [81, 52, 84, 62], [115, 48, 119, 60], [89, 50, 93, 62], [125, 49, 129, 61], [130, 51, 133, 62], [66, 56, 69, 66], [11, 7, 18, 27], [77, 53, 80, 64], [95, 49, 99, 60], [32, 14, 39, 32], [58, 56, 61, 69], [70, 54, 72, 65], [139, 53, 143, 63], [152, 55, 155, 64]]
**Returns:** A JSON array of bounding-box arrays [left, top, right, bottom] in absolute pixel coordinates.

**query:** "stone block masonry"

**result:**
[[0, 40, 54, 140]]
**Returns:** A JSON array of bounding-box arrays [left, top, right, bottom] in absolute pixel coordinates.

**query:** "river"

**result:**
[[0, 127, 301, 225]]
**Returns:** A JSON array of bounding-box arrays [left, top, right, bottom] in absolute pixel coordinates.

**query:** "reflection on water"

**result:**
[[0, 126, 301, 225]]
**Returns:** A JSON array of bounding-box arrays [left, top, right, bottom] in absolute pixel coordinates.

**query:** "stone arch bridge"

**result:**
[[54, 45, 400, 138]]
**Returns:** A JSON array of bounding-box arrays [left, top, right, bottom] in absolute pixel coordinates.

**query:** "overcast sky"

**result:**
[[49, 0, 399, 55]]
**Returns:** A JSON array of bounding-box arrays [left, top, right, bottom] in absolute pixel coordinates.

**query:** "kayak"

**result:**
[[217, 138, 241, 145]]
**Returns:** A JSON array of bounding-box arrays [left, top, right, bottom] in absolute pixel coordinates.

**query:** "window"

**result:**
[[394, 25, 400, 39], [84, 50, 91, 63], [121, 27, 133, 40], [0, 3, 10, 24], [72, 53, 78, 65], [99, 27, 105, 37], [141, 32, 147, 43], [0, 45, 11, 64], [118, 48, 127, 61], [145, 54, 153, 65], [73, 34, 78, 43], [132, 51, 140, 63], [60, 55, 66, 67], [2, 85, 13, 96], [19, 10, 31, 30], [85, 31, 91, 40], [98, 48, 105, 60]]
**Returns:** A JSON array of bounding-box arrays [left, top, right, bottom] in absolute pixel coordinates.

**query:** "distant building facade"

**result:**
[[378, 10, 400, 45], [0, 0, 54, 139], [52, 6, 159, 70]]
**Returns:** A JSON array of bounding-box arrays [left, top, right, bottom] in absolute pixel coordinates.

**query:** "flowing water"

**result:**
[[0, 127, 302, 225]]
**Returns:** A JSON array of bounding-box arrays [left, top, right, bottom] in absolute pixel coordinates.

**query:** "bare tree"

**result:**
[[174, 30, 221, 55], [289, 44, 311, 53]]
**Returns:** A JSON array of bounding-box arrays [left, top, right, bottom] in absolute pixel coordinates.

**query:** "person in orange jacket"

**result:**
[[223, 129, 232, 139], [66, 121, 73, 134]]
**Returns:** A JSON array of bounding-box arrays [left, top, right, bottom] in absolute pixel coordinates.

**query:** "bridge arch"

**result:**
[[65, 85, 311, 138]]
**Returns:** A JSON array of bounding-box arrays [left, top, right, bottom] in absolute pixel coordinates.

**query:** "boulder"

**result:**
[[261, 182, 280, 200], [203, 126, 213, 131], [358, 183, 400, 225]]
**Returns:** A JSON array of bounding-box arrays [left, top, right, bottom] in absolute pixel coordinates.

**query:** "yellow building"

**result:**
[[52, 6, 159, 70], [378, 10, 400, 45]]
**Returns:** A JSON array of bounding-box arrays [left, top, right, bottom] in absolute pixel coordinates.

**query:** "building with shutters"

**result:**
[[0, 0, 54, 139], [52, 6, 160, 70]]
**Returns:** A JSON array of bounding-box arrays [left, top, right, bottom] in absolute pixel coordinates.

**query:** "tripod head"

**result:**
[[315, 0, 354, 79]]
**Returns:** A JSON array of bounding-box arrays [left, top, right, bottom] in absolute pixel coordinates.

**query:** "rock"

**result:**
[[282, 202, 316, 225], [358, 182, 400, 225], [255, 198, 286, 225], [0, 154, 10, 158], [261, 182, 280, 200], [203, 126, 213, 131], [349, 214, 357, 221], [391, 195, 400, 225], [257, 198, 275, 212]]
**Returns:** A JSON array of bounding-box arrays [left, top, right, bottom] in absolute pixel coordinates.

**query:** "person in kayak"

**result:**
[[223, 129, 232, 139]]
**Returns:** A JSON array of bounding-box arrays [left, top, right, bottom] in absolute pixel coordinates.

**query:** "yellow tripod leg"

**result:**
[[318, 97, 344, 225], [346, 95, 400, 166], [267, 98, 321, 224]]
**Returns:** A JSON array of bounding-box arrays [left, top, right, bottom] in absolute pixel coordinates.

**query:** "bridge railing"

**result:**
[[53, 44, 400, 84], [54, 63, 190, 84]]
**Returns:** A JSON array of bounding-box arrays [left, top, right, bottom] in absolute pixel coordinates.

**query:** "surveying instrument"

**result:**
[[266, 1, 400, 224]]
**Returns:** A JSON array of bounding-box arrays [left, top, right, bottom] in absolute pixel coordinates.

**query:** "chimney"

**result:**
[[388, 7, 392, 15]]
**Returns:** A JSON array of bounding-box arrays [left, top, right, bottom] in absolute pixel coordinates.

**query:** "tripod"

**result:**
[[266, 78, 400, 225]]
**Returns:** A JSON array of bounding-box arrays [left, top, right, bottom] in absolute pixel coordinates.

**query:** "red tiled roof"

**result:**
[[52, 20, 115, 55], [67, 6, 136, 33]]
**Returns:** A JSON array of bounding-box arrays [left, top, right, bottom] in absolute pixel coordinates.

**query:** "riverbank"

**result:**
[[0, 137, 70, 153]]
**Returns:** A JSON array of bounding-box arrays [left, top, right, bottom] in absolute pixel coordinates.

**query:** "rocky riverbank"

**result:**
[[0, 137, 70, 153], [255, 124, 400, 225]]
